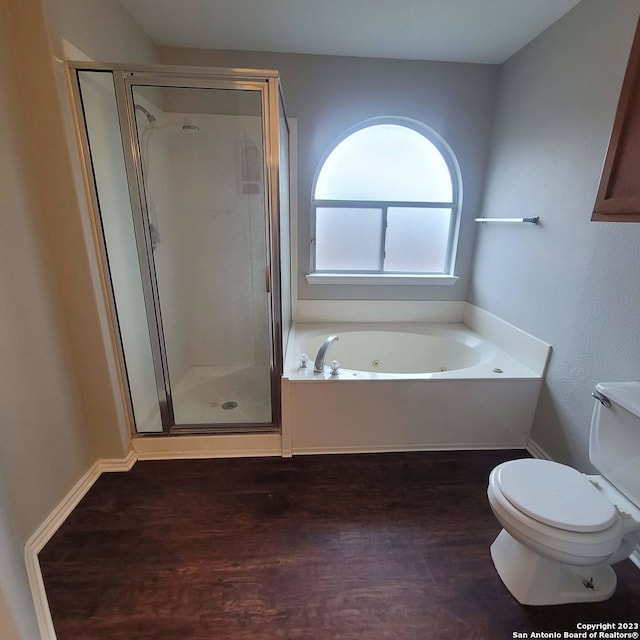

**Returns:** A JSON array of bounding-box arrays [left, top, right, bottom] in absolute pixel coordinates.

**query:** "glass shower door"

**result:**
[[76, 70, 164, 433], [129, 82, 273, 428]]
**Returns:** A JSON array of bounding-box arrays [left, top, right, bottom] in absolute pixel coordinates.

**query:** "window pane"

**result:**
[[316, 208, 382, 271], [384, 208, 452, 273], [314, 124, 453, 202]]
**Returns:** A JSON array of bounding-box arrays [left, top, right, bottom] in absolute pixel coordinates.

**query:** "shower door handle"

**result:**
[[265, 266, 271, 293]]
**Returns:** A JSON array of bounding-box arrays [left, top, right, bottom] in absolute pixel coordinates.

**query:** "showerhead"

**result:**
[[134, 104, 157, 125], [135, 109, 199, 134]]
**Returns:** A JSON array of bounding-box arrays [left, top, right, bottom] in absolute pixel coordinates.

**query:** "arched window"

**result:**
[[310, 119, 460, 282]]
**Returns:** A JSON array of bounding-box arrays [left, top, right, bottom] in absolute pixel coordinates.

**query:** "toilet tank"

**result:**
[[590, 382, 640, 507]]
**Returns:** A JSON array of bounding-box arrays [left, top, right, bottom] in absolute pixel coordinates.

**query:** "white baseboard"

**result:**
[[99, 450, 138, 472], [525, 439, 553, 460], [293, 442, 529, 456], [25, 461, 101, 640], [25, 451, 138, 640]]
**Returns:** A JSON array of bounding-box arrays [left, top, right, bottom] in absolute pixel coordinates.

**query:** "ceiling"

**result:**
[[119, 0, 583, 65]]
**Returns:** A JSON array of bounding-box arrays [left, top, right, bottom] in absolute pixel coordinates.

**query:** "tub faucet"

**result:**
[[314, 335, 339, 373]]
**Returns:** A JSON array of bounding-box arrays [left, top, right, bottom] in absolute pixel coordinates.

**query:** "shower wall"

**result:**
[[135, 106, 189, 388], [145, 111, 269, 375]]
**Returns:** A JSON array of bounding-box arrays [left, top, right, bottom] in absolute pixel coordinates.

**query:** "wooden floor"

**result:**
[[40, 451, 640, 639]]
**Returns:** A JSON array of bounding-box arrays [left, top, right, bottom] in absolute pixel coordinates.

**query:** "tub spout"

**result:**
[[314, 335, 339, 373]]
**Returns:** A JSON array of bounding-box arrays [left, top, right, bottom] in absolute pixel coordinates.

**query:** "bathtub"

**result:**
[[281, 322, 550, 455]]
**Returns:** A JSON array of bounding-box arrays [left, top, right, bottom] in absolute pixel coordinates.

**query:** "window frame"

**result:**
[[309, 117, 462, 284]]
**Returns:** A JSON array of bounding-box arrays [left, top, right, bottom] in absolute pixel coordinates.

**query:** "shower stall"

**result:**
[[70, 64, 290, 435]]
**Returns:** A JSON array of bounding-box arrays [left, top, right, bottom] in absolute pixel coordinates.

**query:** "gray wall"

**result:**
[[161, 47, 498, 301], [470, 0, 640, 470]]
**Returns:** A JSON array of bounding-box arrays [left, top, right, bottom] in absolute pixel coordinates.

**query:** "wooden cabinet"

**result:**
[[593, 17, 640, 222]]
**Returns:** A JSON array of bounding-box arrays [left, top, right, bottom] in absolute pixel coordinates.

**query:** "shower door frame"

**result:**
[[68, 62, 286, 435]]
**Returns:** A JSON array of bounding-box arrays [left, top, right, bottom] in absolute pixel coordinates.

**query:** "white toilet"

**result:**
[[487, 382, 640, 605]]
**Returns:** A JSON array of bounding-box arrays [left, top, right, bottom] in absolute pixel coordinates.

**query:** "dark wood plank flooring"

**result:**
[[39, 451, 640, 639]]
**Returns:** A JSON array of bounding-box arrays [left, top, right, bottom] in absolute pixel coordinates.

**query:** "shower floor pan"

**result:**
[[139, 364, 272, 431]]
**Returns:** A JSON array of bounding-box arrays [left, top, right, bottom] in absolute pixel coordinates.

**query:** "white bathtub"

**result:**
[[281, 321, 550, 455], [286, 323, 537, 380]]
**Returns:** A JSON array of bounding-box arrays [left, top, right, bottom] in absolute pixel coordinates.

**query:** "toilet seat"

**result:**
[[488, 463, 624, 566], [497, 459, 618, 532]]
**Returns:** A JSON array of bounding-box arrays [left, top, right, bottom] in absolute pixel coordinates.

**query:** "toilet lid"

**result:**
[[497, 459, 618, 532]]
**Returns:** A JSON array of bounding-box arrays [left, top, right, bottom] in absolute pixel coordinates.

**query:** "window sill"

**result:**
[[305, 273, 459, 286]]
